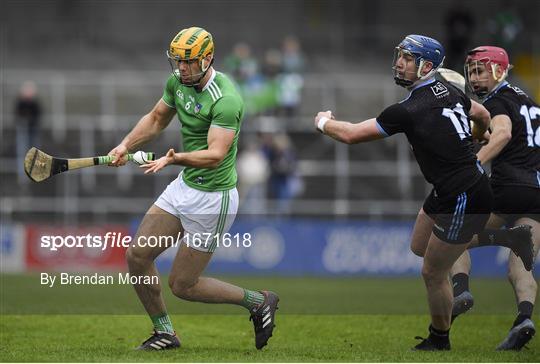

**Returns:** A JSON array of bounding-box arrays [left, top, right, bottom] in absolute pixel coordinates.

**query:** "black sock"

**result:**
[[513, 301, 534, 327], [476, 229, 510, 247], [429, 325, 449, 336], [429, 324, 449, 344], [452, 273, 469, 297]]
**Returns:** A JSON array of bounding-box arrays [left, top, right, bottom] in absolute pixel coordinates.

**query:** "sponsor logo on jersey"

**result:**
[[431, 82, 448, 97], [176, 90, 184, 100]]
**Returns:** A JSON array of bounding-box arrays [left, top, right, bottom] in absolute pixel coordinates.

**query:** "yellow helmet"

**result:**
[[167, 27, 214, 86]]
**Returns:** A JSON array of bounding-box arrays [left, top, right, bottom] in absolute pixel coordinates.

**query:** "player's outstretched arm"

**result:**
[[469, 99, 491, 142], [109, 99, 176, 166], [314, 111, 386, 144], [476, 114, 512, 165], [140, 126, 235, 173]]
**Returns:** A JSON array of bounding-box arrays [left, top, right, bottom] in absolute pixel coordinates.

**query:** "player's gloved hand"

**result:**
[[140, 148, 176, 174], [314, 110, 334, 133], [108, 144, 129, 167]]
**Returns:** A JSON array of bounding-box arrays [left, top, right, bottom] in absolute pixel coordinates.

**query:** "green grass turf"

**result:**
[[1, 274, 538, 362]]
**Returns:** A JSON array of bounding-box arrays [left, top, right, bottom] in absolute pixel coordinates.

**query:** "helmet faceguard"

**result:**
[[464, 46, 511, 98], [392, 35, 445, 88], [167, 27, 215, 87]]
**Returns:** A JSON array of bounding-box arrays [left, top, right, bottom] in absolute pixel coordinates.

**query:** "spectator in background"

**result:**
[[264, 133, 303, 214], [277, 73, 304, 118], [258, 49, 282, 116], [278, 36, 305, 117], [225, 42, 273, 116], [444, 2, 475, 71], [224, 42, 261, 89], [14, 81, 41, 184], [237, 140, 270, 214], [281, 36, 304, 74], [224, 38, 305, 118], [262, 49, 282, 79]]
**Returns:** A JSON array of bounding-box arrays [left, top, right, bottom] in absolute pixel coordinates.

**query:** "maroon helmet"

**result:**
[[465, 46, 511, 96]]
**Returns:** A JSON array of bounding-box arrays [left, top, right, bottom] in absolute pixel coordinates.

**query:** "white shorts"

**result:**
[[155, 174, 239, 253]]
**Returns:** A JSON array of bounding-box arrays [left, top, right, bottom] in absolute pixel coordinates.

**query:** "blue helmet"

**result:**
[[393, 34, 445, 87]]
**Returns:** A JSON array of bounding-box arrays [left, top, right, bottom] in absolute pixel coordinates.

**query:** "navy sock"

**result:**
[[513, 301, 534, 327], [452, 273, 469, 297], [429, 324, 450, 344]]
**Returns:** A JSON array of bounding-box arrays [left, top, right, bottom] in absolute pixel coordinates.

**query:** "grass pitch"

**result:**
[[1, 274, 538, 362]]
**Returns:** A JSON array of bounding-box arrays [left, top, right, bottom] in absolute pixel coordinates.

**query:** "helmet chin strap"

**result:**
[[474, 88, 489, 98], [393, 66, 416, 87], [472, 63, 508, 98], [394, 63, 437, 89], [416, 59, 438, 81], [176, 57, 214, 88], [190, 57, 215, 88], [394, 76, 414, 87], [201, 56, 214, 73]]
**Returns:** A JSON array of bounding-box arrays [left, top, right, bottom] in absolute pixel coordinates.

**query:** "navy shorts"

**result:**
[[492, 184, 540, 225], [423, 175, 493, 244]]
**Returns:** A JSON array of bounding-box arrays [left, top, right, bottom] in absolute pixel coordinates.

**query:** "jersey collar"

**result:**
[[486, 80, 509, 99], [400, 78, 436, 103], [201, 69, 217, 92], [409, 77, 436, 92]]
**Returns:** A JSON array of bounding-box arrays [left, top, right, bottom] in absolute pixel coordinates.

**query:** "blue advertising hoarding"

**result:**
[[150, 219, 536, 276]]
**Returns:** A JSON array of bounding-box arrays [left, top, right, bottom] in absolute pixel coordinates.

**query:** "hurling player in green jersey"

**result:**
[[108, 27, 278, 351]]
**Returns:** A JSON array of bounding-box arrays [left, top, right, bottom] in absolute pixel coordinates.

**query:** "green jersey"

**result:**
[[162, 69, 244, 192]]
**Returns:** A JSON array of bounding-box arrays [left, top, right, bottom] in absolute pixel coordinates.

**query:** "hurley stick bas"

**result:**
[[24, 147, 155, 182]]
